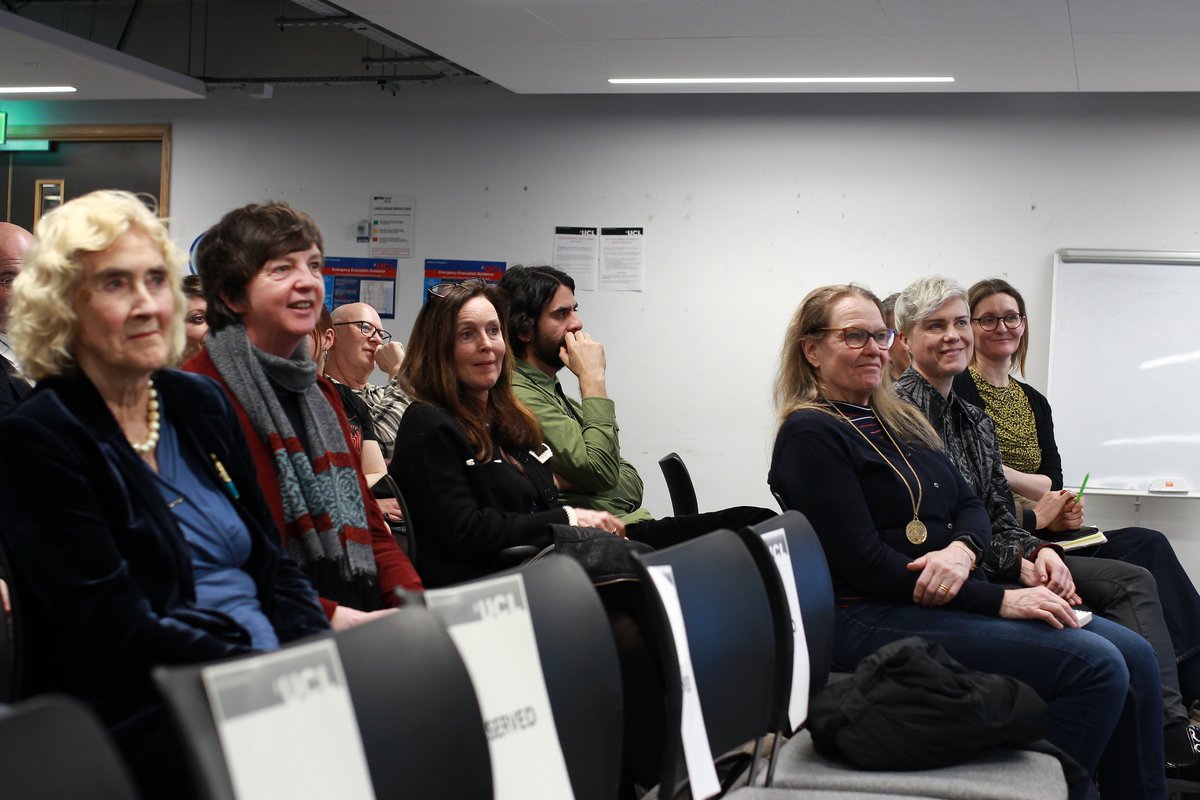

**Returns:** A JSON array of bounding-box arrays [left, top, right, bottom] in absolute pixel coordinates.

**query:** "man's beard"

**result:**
[[532, 329, 565, 371]]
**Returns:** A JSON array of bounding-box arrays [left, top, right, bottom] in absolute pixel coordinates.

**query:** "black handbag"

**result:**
[[530, 523, 655, 586]]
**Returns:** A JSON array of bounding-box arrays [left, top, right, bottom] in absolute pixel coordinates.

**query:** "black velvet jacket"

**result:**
[[0, 367, 329, 748]]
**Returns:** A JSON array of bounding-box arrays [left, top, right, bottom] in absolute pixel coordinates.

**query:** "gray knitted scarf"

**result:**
[[206, 324, 381, 610]]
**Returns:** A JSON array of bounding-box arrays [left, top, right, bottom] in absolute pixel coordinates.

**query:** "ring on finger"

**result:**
[[937, 583, 949, 593]]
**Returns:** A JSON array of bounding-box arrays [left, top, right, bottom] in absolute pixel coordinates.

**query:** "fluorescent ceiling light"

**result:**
[[0, 86, 78, 94], [609, 76, 954, 85]]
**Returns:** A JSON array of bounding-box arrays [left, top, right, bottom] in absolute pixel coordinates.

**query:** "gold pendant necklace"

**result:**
[[831, 401, 927, 544]]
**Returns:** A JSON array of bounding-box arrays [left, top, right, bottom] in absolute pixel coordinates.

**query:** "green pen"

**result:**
[[1075, 472, 1089, 505]]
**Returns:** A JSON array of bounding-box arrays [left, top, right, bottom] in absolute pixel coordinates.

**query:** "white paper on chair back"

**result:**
[[760, 528, 811, 731], [426, 573, 575, 800], [646, 565, 722, 800], [202, 639, 376, 800]]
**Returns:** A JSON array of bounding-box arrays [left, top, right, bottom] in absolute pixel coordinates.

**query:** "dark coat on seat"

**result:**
[[0, 367, 329, 758]]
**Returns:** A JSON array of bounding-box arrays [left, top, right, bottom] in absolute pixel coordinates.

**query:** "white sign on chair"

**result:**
[[645, 565, 722, 800], [427, 573, 575, 800], [760, 527, 811, 731], [202, 639, 375, 800]]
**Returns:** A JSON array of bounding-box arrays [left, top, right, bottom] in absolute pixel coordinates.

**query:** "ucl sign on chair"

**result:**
[[426, 573, 575, 800]]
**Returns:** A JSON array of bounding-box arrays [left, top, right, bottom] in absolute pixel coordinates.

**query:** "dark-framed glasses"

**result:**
[[814, 327, 896, 349], [428, 277, 486, 299], [972, 313, 1025, 331], [334, 320, 393, 344]]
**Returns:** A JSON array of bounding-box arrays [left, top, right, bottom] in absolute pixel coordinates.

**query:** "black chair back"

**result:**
[[155, 608, 492, 800], [429, 556, 624, 800], [0, 694, 139, 799], [658, 452, 699, 516], [742, 510, 835, 700], [633, 529, 777, 798], [377, 473, 413, 558]]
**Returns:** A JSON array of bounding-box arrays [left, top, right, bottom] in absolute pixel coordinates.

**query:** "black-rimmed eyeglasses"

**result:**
[[334, 321, 392, 344], [812, 327, 896, 349], [428, 277, 486, 299], [972, 313, 1025, 332]]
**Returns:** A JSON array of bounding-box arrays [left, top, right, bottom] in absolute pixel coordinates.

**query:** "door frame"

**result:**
[[6, 123, 172, 217]]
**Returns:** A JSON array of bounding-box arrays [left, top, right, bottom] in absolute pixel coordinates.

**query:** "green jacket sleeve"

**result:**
[[513, 375, 621, 492]]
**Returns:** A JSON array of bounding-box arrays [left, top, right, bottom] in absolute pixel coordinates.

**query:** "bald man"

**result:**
[[0, 223, 34, 416], [324, 302, 412, 461]]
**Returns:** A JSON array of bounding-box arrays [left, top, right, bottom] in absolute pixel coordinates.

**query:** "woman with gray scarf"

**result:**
[[185, 201, 420, 629]]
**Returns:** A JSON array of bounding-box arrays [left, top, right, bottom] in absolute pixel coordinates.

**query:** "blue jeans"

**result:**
[[1078, 528, 1200, 689], [835, 602, 1165, 800]]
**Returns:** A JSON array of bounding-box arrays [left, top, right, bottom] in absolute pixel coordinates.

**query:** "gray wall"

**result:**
[[7, 86, 1200, 573]]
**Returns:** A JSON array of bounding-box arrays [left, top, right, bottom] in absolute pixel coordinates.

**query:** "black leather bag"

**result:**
[[808, 637, 1084, 779], [531, 524, 655, 586]]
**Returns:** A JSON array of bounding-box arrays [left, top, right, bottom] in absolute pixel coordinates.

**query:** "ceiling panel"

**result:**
[[0, 10, 204, 101], [1068, 0, 1200, 34], [1074, 32, 1200, 90], [879, 0, 1071, 36], [355, 8, 569, 44]]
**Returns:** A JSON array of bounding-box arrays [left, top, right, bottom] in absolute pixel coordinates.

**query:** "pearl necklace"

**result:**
[[129, 379, 161, 454]]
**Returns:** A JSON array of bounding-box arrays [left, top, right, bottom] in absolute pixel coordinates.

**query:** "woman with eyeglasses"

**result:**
[[958, 277, 1200, 772], [769, 283, 1162, 800], [185, 201, 421, 629]]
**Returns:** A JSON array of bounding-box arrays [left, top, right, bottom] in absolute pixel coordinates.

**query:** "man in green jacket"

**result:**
[[502, 265, 650, 524], [500, 265, 772, 542]]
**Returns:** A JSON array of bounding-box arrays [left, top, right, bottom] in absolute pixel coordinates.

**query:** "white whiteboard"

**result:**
[[1049, 250, 1200, 493]]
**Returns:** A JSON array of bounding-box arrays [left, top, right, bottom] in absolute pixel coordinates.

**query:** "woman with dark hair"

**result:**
[[181, 273, 208, 361], [769, 282, 1164, 800], [960, 276, 1200, 768], [0, 191, 329, 795], [390, 279, 622, 588], [393, 280, 664, 796], [185, 201, 420, 629]]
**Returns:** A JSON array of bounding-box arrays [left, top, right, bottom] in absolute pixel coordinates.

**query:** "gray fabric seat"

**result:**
[[768, 728, 1067, 799]]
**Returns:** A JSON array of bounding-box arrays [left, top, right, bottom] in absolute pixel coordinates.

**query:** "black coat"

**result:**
[[391, 401, 567, 588], [0, 367, 329, 751], [0, 354, 32, 417]]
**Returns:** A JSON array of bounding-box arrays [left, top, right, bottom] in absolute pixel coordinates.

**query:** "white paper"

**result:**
[[358, 279, 394, 314], [369, 194, 415, 258], [646, 565, 721, 800], [202, 640, 375, 800], [426, 574, 574, 800], [553, 226, 599, 291], [598, 227, 645, 292], [760, 528, 811, 731]]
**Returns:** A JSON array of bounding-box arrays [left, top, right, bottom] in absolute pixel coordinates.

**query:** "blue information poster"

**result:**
[[323, 256, 398, 318], [423, 259, 506, 304]]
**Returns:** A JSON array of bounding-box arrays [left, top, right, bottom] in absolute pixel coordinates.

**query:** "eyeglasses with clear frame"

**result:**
[[971, 313, 1025, 332], [427, 277, 486, 299], [333, 320, 393, 344], [812, 327, 896, 349]]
